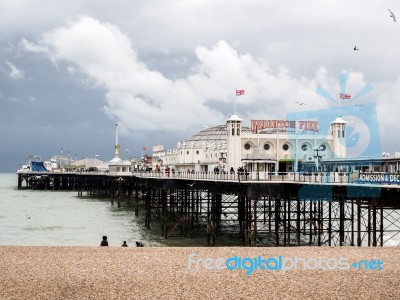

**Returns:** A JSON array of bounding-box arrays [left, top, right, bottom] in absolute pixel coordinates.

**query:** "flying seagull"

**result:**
[[389, 9, 396, 22], [294, 101, 306, 106], [354, 46, 359, 51]]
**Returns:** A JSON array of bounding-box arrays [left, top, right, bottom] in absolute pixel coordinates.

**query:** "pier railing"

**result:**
[[129, 170, 354, 184], [19, 168, 400, 185]]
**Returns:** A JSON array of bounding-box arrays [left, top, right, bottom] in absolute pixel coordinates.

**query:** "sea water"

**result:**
[[0, 173, 164, 247]]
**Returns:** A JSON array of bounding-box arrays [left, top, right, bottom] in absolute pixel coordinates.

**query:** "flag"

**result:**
[[236, 89, 245, 96], [142, 146, 147, 151], [340, 93, 351, 100]]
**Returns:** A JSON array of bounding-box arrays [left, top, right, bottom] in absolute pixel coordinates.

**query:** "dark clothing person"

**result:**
[[121, 241, 128, 247], [136, 241, 144, 247], [100, 236, 108, 246]]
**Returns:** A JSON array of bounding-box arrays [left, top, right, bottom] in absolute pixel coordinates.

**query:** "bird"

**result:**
[[354, 46, 359, 51], [389, 9, 396, 22], [294, 101, 306, 106], [124, 148, 130, 153]]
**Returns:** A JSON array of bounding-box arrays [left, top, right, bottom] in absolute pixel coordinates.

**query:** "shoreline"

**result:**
[[1, 246, 399, 299]]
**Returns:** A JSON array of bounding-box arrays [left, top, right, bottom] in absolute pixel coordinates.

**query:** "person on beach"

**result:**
[[121, 241, 128, 247], [100, 236, 108, 246], [136, 241, 144, 247]]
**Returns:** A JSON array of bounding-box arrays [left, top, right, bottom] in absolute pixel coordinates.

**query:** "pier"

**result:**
[[17, 171, 400, 247]]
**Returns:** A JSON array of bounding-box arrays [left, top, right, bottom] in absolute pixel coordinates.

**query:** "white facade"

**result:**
[[155, 114, 347, 174]]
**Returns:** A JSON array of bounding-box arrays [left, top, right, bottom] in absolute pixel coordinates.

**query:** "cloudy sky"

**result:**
[[1, 0, 399, 172]]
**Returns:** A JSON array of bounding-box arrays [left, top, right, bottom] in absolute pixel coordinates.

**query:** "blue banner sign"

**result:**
[[358, 173, 400, 184]]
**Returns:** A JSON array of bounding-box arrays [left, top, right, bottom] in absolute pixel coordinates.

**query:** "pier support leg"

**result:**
[[296, 197, 301, 246], [161, 190, 168, 238], [145, 189, 151, 229], [207, 191, 216, 246], [134, 189, 139, 216], [357, 200, 362, 247]]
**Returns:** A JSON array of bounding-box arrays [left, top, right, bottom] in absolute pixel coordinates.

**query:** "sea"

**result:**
[[0, 173, 169, 247]]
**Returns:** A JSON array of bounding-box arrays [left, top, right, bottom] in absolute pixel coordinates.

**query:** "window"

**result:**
[[283, 144, 289, 151], [301, 144, 307, 151], [196, 150, 199, 155], [264, 144, 270, 151], [186, 151, 189, 155], [244, 143, 251, 150], [320, 144, 326, 151]]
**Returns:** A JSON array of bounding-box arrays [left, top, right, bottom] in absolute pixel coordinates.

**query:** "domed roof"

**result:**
[[226, 114, 243, 122], [183, 125, 227, 149], [181, 124, 251, 149], [331, 117, 348, 124]]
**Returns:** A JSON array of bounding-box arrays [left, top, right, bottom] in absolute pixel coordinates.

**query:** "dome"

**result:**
[[331, 117, 348, 124], [182, 124, 251, 149], [226, 114, 243, 122]]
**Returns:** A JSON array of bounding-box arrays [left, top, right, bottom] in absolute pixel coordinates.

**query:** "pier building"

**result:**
[[156, 114, 347, 178]]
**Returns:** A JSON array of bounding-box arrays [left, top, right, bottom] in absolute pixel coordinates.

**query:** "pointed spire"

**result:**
[[115, 123, 120, 159]]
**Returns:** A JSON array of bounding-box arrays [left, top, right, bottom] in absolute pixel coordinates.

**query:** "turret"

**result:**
[[330, 117, 348, 158], [226, 114, 243, 170], [115, 123, 120, 159]]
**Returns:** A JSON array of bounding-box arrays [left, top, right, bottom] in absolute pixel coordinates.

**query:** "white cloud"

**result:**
[[19, 38, 48, 54], [20, 15, 393, 147], [20, 17, 313, 132], [4, 60, 25, 80]]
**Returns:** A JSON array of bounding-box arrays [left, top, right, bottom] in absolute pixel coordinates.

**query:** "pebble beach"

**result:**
[[1, 246, 399, 299]]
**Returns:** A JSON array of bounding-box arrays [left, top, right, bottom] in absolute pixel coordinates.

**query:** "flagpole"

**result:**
[[234, 87, 237, 114], [234, 88, 245, 115]]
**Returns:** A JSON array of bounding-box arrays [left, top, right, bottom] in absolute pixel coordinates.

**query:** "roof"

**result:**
[[183, 124, 251, 149], [73, 158, 103, 168], [225, 114, 243, 122], [109, 157, 123, 163], [331, 117, 348, 124], [242, 145, 275, 162]]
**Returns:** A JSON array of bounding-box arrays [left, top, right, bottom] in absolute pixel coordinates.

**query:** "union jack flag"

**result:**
[[340, 93, 351, 100], [236, 89, 245, 96]]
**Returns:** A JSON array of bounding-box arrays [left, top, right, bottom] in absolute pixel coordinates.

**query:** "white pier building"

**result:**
[[154, 114, 348, 178]]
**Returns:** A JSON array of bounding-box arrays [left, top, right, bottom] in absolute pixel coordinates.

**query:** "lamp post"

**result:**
[[313, 147, 323, 172], [219, 150, 227, 173]]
